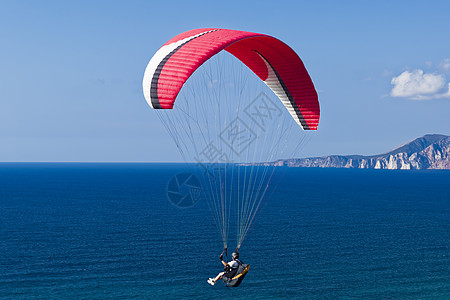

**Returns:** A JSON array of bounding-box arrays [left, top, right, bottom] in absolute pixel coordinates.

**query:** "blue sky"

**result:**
[[1, 0, 449, 162]]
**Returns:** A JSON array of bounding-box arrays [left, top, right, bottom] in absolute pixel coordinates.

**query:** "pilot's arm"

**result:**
[[219, 253, 228, 267]]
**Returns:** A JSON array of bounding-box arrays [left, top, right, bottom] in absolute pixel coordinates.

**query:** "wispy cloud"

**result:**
[[438, 58, 450, 73], [390, 60, 450, 100]]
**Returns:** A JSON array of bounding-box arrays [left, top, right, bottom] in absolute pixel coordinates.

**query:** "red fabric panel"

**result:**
[[156, 29, 265, 109], [154, 28, 319, 130]]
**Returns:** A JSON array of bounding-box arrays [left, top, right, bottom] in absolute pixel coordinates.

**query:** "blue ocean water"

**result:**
[[0, 163, 449, 299]]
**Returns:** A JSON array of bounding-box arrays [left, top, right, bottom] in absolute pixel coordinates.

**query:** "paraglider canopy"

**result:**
[[143, 28, 319, 130]]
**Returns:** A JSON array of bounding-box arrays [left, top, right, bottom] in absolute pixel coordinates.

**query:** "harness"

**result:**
[[222, 259, 250, 287]]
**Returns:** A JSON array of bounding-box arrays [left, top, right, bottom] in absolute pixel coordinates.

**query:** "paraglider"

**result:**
[[143, 28, 319, 287], [208, 251, 249, 287]]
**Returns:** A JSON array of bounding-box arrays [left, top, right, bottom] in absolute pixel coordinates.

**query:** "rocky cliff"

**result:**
[[263, 134, 450, 170]]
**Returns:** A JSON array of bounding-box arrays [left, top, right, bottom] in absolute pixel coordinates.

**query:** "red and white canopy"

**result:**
[[143, 28, 319, 130]]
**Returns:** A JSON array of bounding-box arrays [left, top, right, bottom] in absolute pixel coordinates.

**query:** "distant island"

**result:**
[[255, 134, 450, 170]]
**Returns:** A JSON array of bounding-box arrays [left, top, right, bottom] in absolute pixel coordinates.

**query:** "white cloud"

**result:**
[[390, 69, 450, 100]]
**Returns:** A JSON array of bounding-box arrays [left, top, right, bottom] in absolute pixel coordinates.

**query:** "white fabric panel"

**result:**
[[142, 30, 213, 108], [255, 52, 303, 129]]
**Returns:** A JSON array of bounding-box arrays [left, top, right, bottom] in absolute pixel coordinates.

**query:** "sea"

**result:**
[[0, 163, 449, 299]]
